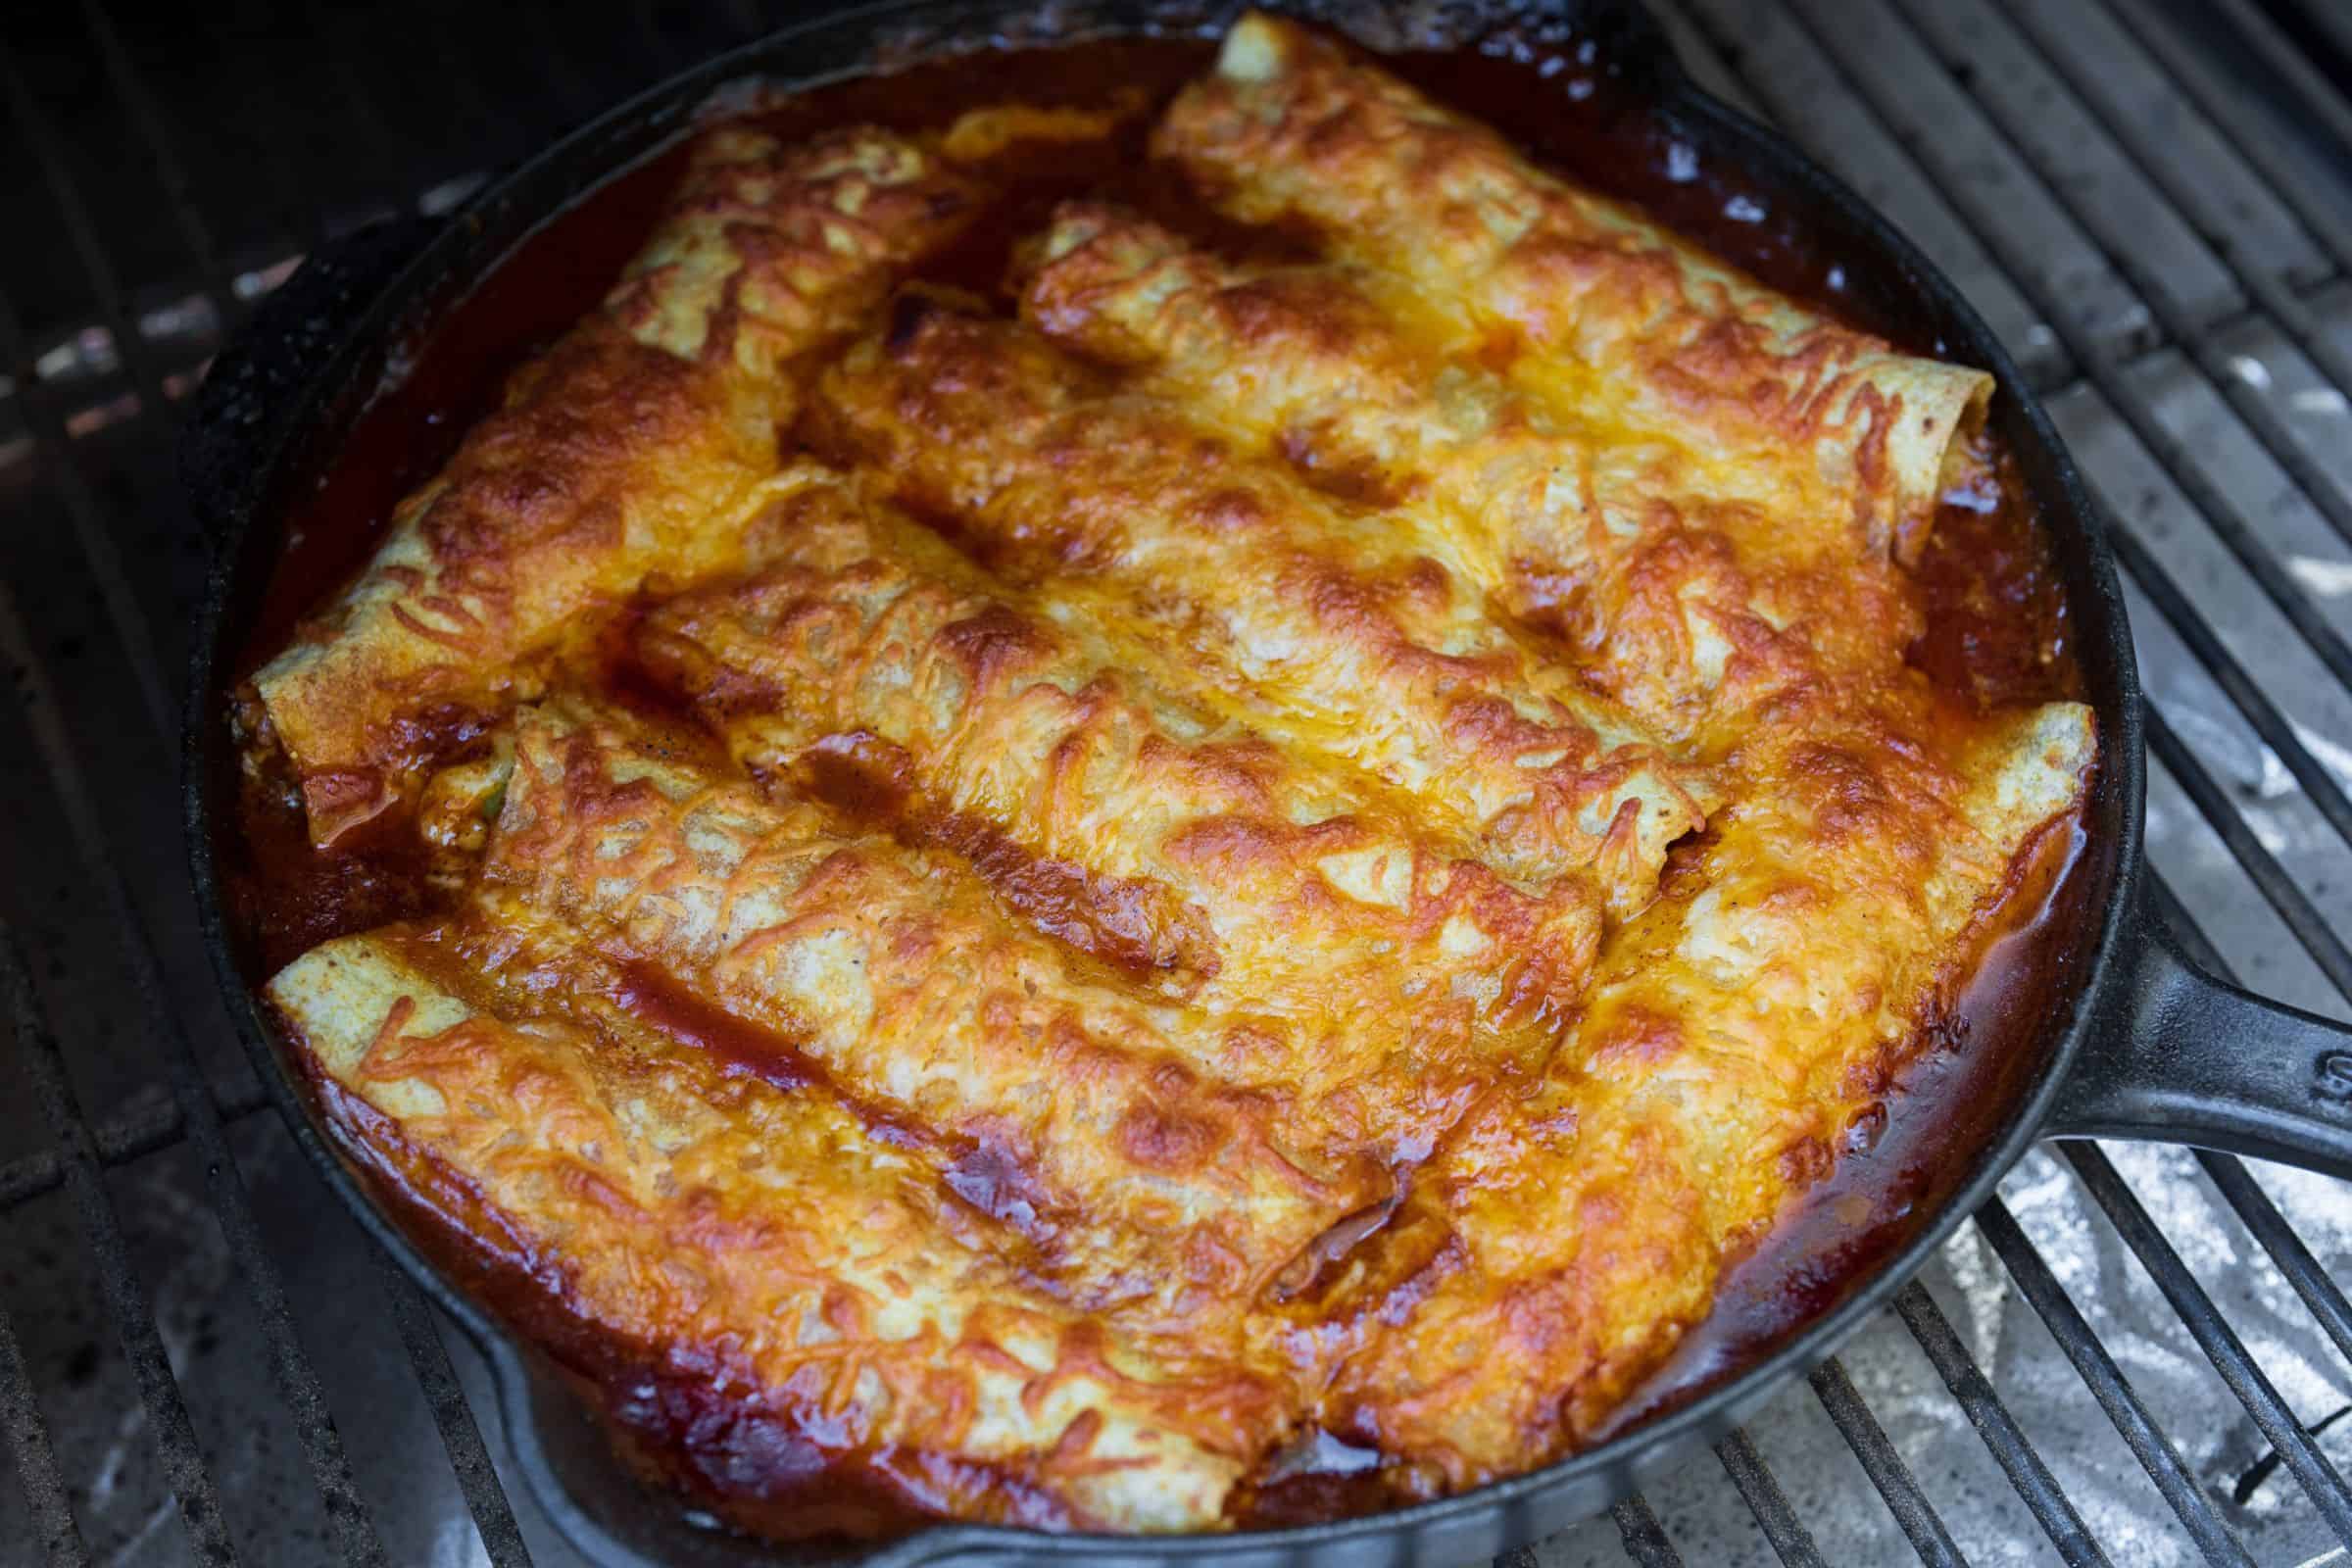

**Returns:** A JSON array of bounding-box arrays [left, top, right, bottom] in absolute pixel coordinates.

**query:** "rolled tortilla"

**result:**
[[1313, 697, 2096, 1491], [1156, 13, 1992, 564], [251, 127, 979, 845], [639, 468, 1598, 1156], [816, 291, 1719, 916], [267, 927, 1280, 1534], [472, 699, 1374, 1316], [1019, 204, 1929, 740]]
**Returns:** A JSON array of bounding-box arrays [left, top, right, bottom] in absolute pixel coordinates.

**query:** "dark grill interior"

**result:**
[[2, 2, 2350, 1563]]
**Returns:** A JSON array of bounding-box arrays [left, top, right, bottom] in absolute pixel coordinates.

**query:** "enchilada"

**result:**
[[231, 20, 2096, 1538]]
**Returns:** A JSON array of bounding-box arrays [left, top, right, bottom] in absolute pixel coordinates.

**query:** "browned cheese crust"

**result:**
[[814, 293, 1719, 912], [272, 922, 1285, 1532], [249, 16, 2095, 1537], [1155, 16, 1993, 568], [251, 127, 980, 845], [1017, 204, 1934, 747], [639, 472, 1596, 1155], [475, 701, 1374, 1320]]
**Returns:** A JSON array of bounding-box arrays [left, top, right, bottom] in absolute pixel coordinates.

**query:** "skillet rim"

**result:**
[[179, 1, 2147, 1557]]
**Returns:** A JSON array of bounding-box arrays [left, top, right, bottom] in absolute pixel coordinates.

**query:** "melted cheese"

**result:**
[[1017, 205, 1908, 742], [1316, 700, 2092, 1491], [1159, 14, 1992, 564], [477, 701, 1369, 1325], [267, 929, 1276, 1531], [640, 468, 1595, 1154], [245, 32, 2098, 1536], [252, 127, 978, 845], [817, 294, 1717, 908]]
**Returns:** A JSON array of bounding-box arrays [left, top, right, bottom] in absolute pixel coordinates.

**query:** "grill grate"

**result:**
[[1, 2, 2349, 1564]]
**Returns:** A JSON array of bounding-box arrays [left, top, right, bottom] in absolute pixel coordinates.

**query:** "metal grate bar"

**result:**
[[2110, 524, 2352, 855], [1973, 1194, 2256, 1566], [2140, 816, 2352, 1381], [0, 23, 535, 1564], [2146, 875, 2352, 1362], [2095, 0, 2352, 267], [0, 44, 185, 424], [1714, 1428, 1831, 1568], [1890, 1281, 2112, 1566], [0, 22, 203, 738], [0, 586, 393, 1567], [2060, 1142, 2352, 1544], [2196, 1152, 2352, 1368], [1890, 0, 2352, 565], [71, 0, 244, 331], [0, 1083, 270, 1211], [377, 1256, 534, 1568], [1610, 1491, 1688, 1567], [2143, 707, 2352, 996], [0, 292, 175, 741], [1741, 0, 2352, 704], [2281, 0, 2352, 73], [1991, 0, 2352, 395], [1807, 1358, 1970, 1566], [2176, 0, 2352, 160], [0, 1292, 91, 1568], [0, 918, 239, 1563]]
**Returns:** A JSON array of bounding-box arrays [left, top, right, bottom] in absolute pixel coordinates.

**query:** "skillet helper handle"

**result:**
[[181, 215, 440, 542], [2051, 888, 2352, 1176]]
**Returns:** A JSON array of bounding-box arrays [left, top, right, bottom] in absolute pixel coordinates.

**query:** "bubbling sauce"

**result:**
[[217, 24, 2089, 1536]]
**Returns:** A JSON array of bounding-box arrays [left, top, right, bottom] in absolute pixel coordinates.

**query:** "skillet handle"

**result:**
[[2049, 887, 2352, 1176], [181, 215, 440, 542]]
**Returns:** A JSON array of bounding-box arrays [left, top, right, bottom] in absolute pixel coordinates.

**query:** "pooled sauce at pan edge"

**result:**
[[218, 24, 2089, 1533]]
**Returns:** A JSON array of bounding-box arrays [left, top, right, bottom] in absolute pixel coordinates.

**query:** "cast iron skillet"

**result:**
[[180, 1, 2352, 1562]]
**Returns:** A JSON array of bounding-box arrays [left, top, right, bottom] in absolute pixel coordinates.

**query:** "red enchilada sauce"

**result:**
[[219, 23, 2087, 1537]]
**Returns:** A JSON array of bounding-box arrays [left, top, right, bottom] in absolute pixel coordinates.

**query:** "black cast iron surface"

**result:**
[[2, 0, 2351, 1563]]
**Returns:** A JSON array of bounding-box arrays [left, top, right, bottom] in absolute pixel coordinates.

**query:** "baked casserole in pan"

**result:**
[[228, 13, 2093, 1539]]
